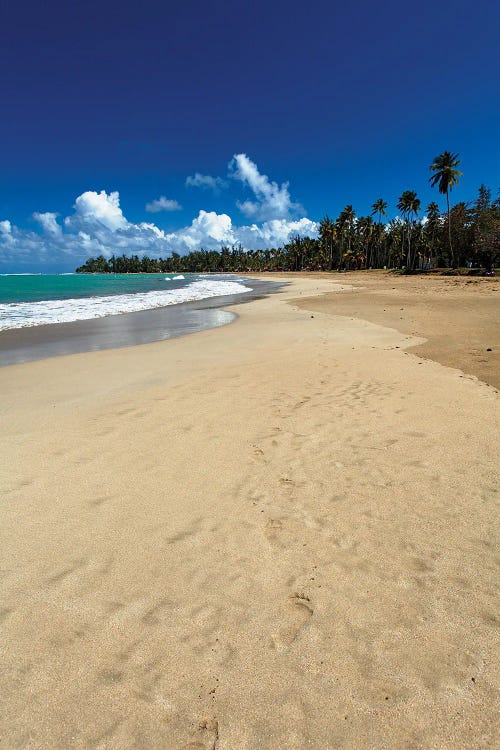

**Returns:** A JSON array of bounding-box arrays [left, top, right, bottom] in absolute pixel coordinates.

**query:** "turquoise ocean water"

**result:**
[[0, 273, 192, 304], [0, 273, 250, 330]]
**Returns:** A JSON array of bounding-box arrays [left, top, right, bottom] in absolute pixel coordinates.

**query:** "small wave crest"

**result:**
[[0, 279, 250, 330]]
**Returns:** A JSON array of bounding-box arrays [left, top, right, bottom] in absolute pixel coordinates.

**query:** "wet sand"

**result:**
[[0, 278, 283, 366], [0, 274, 498, 749]]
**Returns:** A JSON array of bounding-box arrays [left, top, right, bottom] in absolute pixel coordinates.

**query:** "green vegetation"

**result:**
[[77, 155, 499, 274], [429, 151, 463, 266]]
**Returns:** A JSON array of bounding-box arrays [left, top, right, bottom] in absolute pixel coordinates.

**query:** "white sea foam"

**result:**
[[0, 279, 250, 330], [173, 274, 185, 279]]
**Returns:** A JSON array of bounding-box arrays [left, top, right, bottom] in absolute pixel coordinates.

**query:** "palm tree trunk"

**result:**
[[406, 219, 410, 268], [447, 190, 454, 267], [401, 220, 406, 268], [379, 213, 383, 268]]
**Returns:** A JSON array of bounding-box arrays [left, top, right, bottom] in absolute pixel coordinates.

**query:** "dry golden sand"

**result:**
[[261, 270, 500, 390], [0, 275, 499, 749]]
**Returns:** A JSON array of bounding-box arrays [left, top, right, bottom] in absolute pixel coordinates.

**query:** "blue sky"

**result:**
[[1, 0, 499, 271]]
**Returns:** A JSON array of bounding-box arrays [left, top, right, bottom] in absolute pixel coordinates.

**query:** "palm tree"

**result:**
[[386, 218, 404, 268], [357, 216, 374, 268], [425, 202, 440, 263], [336, 206, 356, 269], [341, 205, 356, 262], [319, 215, 336, 270], [371, 198, 388, 224], [371, 199, 388, 267], [429, 151, 462, 266], [397, 191, 421, 269]]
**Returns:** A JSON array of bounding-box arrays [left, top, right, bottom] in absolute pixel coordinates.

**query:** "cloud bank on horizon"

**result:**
[[0, 154, 318, 270]]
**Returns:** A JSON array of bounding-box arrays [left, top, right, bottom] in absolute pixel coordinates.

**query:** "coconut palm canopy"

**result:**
[[429, 152, 463, 195], [371, 199, 388, 221], [397, 191, 421, 219]]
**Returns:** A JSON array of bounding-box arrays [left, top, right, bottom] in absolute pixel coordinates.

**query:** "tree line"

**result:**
[[76, 153, 499, 275]]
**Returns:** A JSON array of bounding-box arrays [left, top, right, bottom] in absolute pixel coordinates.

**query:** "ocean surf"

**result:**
[[0, 274, 250, 331]]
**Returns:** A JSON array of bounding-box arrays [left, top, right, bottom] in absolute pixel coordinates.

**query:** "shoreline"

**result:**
[[3, 270, 497, 390], [0, 277, 285, 366], [1, 275, 498, 749]]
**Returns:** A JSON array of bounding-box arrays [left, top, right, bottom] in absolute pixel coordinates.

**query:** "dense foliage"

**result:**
[[77, 155, 499, 274]]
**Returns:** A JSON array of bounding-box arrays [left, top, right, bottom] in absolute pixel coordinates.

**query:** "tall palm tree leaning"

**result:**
[[429, 151, 462, 267]]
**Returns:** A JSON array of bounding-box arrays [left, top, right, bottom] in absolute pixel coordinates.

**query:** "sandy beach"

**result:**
[[1, 274, 498, 749]]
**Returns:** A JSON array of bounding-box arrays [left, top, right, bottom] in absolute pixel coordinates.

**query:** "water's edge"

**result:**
[[0, 278, 286, 366]]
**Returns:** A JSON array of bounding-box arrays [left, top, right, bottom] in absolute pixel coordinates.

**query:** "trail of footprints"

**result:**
[[243, 373, 411, 659], [5, 377, 494, 750]]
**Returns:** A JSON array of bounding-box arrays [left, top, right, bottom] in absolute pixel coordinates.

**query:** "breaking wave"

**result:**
[[0, 279, 250, 330]]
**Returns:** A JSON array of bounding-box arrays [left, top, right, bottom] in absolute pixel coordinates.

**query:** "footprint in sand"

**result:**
[[251, 445, 267, 462], [293, 396, 311, 410], [272, 593, 313, 652], [279, 476, 296, 492], [264, 518, 284, 546], [0, 606, 12, 624], [43, 558, 87, 587]]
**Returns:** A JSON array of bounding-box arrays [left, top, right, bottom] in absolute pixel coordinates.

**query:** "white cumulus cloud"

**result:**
[[236, 217, 319, 249], [0, 157, 317, 270], [145, 196, 182, 213], [185, 173, 228, 193], [229, 153, 303, 221], [165, 211, 236, 251], [33, 212, 62, 236], [65, 190, 128, 231]]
